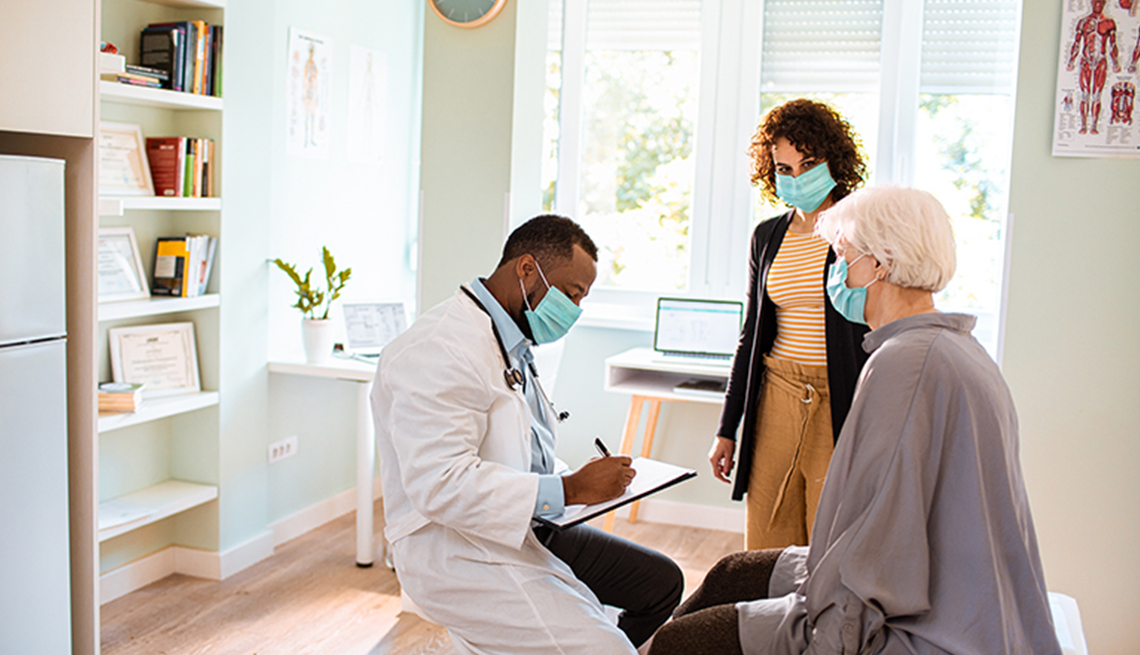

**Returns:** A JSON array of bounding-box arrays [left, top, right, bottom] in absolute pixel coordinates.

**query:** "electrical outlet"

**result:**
[[268, 435, 298, 463]]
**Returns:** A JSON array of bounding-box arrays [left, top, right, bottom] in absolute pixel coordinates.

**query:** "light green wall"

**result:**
[[1002, 3, 1140, 653], [419, 1, 519, 309], [259, 0, 423, 527]]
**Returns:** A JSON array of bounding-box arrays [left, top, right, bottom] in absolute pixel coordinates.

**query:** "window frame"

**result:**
[[545, 0, 1022, 348]]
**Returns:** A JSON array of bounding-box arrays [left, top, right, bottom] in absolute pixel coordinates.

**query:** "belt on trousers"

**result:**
[[763, 365, 827, 530]]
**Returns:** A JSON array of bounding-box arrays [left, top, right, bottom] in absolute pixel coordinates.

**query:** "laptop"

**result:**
[[335, 302, 407, 362], [652, 297, 743, 365]]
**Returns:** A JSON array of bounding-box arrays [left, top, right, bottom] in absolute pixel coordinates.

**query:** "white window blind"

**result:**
[[920, 0, 1021, 94], [760, 0, 885, 93], [582, 0, 703, 51]]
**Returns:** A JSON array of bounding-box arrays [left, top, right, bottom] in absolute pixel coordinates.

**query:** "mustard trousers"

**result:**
[[745, 355, 833, 550]]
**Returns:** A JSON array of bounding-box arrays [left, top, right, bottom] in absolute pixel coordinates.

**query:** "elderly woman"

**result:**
[[650, 186, 1060, 655]]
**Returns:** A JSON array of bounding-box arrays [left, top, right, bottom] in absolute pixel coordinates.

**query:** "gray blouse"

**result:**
[[738, 313, 1060, 655]]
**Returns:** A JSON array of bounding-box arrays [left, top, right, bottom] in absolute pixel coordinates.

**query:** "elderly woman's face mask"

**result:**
[[826, 254, 877, 325]]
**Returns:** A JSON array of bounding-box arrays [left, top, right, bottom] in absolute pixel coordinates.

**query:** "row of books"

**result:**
[[98, 382, 144, 414], [153, 235, 217, 298], [140, 20, 223, 96], [146, 137, 215, 198]]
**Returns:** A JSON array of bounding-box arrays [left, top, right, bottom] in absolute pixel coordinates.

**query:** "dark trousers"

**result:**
[[534, 523, 683, 648]]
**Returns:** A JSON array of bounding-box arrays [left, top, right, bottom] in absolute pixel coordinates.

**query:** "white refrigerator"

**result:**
[[0, 155, 73, 653]]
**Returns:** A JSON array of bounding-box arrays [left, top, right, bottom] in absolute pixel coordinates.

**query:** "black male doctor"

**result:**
[[371, 215, 682, 655]]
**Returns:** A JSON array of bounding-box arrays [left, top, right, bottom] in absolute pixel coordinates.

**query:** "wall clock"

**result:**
[[430, 0, 509, 28]]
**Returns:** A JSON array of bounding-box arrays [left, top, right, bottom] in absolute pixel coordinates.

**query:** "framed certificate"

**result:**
[[99, 121, 155, 196], [97, 227, 150, 302], [109, 322, 201, 398]]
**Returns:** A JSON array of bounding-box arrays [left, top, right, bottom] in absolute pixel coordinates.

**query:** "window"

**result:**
[[544, 0, 1022, 357]]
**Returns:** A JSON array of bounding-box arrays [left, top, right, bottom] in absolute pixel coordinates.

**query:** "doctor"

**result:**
[[372, 215, 683, 654]]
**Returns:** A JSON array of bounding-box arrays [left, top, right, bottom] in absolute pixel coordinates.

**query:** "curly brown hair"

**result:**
[[748, 99, 867, 207]]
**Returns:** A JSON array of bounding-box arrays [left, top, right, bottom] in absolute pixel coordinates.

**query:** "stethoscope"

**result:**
[[460, 285, 570, 423]]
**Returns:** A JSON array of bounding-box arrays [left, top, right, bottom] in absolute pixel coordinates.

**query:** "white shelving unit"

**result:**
[[97, 390, 220, 433], [98, 293, 220, 321], [97, 0, 227, 600], [98, 480, 219, 542]]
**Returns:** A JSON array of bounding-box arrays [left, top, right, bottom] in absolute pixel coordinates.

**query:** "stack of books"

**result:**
[[101, 63, 170, 88], [152, 234, 217, 298], [98, 382, 145, 413], [145, 136, 215, 198], [140, 20, 223, 96]]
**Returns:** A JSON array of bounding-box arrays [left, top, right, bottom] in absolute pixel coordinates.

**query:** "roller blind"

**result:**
[[760, 0, 885, 94], [920, 0, 1020, 94], [548, 0, 703, 51]]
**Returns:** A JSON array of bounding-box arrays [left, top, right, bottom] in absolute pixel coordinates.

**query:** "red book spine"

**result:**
[[145, 137, 182, 197]]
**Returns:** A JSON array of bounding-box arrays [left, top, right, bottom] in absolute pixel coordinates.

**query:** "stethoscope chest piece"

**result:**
[[504, 367, 525, 390]]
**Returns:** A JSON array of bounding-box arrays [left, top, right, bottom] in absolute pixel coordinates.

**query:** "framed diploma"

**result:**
[[97, 227, 150, 302], [99, 121, 155, 196], [109, 322, 201, 398]]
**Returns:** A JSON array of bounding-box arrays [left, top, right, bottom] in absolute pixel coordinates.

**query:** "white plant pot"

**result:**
[[302, 318, 335, 364]]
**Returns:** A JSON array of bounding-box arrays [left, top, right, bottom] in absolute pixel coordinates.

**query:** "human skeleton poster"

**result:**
[[1053, 0, 1140, 157]]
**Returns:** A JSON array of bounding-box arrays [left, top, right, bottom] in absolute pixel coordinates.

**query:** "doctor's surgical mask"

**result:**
[[519, 259, 582, 344]]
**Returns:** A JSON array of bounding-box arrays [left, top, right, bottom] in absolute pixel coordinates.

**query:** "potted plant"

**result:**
[[274, 246, 351, 363]]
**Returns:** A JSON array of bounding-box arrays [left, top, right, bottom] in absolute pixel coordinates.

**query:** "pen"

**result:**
[[594, 437, 611, 458]]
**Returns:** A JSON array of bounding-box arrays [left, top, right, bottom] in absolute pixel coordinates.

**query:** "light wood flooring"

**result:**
[[101, 505, 744, 655]]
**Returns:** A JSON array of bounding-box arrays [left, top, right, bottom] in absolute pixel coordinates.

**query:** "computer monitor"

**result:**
[[653, 297, 743, 359]]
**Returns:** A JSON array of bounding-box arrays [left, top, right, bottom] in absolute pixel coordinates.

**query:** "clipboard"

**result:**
[[536, 457, 697, 531]]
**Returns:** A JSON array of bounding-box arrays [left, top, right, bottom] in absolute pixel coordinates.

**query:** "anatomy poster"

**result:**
[[347, 45, 388, 164], [1053, 0, 1140, 157], [287, 27, 332, 159]]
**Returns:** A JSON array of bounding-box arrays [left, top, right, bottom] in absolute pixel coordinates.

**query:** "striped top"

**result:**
[[766, 230, 830, 366]]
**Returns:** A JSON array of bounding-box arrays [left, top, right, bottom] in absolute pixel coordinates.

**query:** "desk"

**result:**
[[602, 348, 731, 531], [267, 358, 381, 567]]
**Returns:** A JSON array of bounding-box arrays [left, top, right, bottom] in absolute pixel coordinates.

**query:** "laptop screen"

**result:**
[[653, 298, 743, 356]]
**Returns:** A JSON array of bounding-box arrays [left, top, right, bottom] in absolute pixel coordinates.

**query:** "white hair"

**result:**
[[816, 185, 956, 292]]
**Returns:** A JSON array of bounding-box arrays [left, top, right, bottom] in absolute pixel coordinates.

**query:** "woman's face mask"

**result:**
[[775, 161, 837, 213], [519, 260, 583, 344], [825, 254, 877, 325]]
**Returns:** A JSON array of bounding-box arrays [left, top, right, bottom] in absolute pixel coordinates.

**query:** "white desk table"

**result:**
[[267, 358, 381, 567], [602, 347, 731, 530]]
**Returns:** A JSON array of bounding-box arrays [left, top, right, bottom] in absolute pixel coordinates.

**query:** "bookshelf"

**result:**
[[98, 480, 218, 542], [99, 195, 222, 216], [97, 0, 226, 612], [99, 80, 224, 111], [98, 293, 220, 321]]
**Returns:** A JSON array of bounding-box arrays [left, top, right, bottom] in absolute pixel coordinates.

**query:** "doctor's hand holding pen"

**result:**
[[561, 438, 636, 505]]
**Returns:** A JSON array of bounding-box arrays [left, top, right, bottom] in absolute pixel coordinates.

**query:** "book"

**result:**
[[140, 25, 184, 91], [146, 137, 182, 197], [535, 458, 697, 530], [153, 237, 190, 297], [98, 382, 145, 413], [146, 21, 196, 92], [125, 64, 170, 81], [193, 235, 217, 296]]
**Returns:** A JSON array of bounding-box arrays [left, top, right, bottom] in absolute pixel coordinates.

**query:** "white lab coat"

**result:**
[[371, 289, 634, 655]]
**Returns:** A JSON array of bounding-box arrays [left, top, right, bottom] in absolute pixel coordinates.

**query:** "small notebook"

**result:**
[[536, 457, 697, 530]]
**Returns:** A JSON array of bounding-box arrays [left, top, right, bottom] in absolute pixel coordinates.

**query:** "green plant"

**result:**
[[273, 246, 352, 320]]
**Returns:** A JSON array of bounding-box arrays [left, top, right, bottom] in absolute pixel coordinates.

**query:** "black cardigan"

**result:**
[[716, 211, 871, 501]]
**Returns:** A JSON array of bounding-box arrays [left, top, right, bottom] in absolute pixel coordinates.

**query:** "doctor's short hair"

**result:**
[[497, 214, 599, 269], [817, 185, 956, 293]]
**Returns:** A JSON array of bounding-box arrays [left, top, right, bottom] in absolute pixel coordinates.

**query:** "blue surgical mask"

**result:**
[[520, 261, 582, 344], [775, 162, 837, 213], [826, 254, 876, 325]]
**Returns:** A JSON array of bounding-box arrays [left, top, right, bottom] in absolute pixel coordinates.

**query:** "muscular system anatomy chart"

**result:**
[[1054, 0, 1140, 157]]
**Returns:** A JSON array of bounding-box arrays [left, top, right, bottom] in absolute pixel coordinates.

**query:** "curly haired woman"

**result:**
[[708, 99, 871, 549]]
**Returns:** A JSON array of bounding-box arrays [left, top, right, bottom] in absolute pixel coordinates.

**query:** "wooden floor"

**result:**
[[101, 505, 743, 655]]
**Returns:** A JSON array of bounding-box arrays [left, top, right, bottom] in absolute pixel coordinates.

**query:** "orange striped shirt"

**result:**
[[767, 231, 830, 366]]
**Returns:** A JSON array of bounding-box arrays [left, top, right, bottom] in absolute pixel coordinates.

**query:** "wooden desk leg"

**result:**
[[628, 399, 661, 524], [603, 395, 645, 532]]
